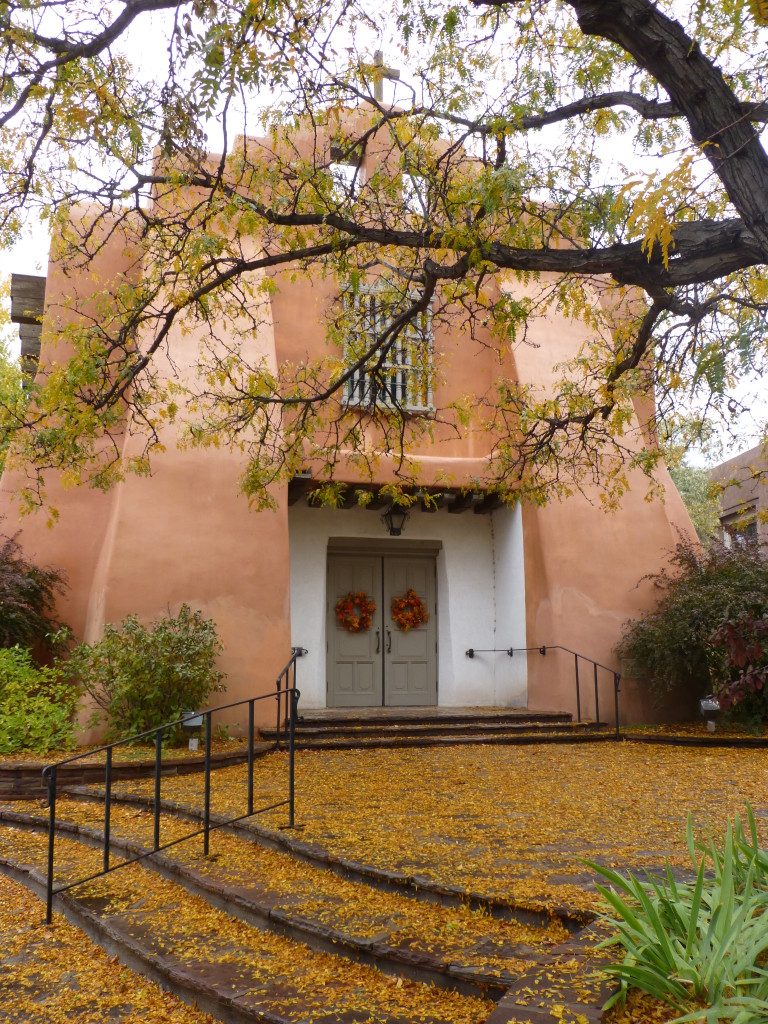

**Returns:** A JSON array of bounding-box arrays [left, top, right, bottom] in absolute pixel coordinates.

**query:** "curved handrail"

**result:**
[[42, 647, 306, 924], [464, 643, 621, 737]]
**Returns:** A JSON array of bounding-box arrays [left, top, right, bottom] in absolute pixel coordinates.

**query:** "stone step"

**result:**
[[260, 708, 615, 750], [293, 709, 573, 729], [270, 719, 579, 739], [2, 801, 572, 998], [262, 728, 614, 751], [0, 743, 265, 801], [0, 825, 496, 1024]]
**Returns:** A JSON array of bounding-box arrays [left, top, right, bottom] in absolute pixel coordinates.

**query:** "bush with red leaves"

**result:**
[[711, 613, 768, 717]]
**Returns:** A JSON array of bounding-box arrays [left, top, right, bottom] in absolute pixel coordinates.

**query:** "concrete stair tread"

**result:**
[[295, 709, 572, 726], [272, 731, 613, 751], [267, 721, 583, 738], [259, 708, 614, 751], [0, 801, 571, 998], [0, 826, 495, 1024]]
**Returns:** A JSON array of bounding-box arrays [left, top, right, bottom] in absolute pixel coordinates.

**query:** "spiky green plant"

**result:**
[[587, 806, 768, 1023]]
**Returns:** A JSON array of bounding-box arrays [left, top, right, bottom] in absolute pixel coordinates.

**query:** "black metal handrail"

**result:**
[[465, 644, 621, 739], [42, 649, 305, 924], [276, 646, 306, 749]]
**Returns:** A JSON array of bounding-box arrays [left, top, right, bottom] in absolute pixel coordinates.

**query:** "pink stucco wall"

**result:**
[[0, 126, 698, 737]]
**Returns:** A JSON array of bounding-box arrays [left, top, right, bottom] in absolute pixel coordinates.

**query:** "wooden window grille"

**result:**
[[342, 289, 434, 413]]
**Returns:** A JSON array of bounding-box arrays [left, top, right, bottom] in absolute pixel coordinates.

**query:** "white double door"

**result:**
[[326, 553, 437, 707]]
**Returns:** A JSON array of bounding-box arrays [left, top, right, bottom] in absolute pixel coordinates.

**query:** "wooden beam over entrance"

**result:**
[[446, 492, 476, 514], [288, 477, 506, 516], [287, 472, 315, 505], [474, 493, 503, 515]]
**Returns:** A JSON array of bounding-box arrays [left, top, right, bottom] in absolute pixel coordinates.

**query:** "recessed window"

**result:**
[[721, 507, 758, 548], [329, 145, 364, 200], [341, 287, 434, 413]]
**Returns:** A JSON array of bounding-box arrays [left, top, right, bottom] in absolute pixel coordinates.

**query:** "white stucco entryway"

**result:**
[[288, 503, 527, 709]]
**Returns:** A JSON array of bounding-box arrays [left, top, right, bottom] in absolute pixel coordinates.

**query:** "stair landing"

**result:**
[[263, 706, 610, 750], [299, 706, 571, 725]]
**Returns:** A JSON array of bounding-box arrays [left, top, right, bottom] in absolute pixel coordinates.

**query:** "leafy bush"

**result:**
[[70, 604, 225, 741], [589, 806, 768, 1023], [710, 611, 768, 720], [0, 646, 79, 754], [616, 540, 768, 707], [0, 531, 67, 657]]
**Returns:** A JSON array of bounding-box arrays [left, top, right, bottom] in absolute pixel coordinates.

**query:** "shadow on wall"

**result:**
[[619, 669, 703, 725]]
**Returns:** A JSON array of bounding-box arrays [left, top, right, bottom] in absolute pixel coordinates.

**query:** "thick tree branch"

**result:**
[[475, 0, 768, 258], [514, 91, 768, 129], [570, 0, 768, 257], [15, 0, 184, 58], [139, 159, 764, 290]]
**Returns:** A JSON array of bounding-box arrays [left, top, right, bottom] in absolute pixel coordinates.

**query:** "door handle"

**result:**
[[375, 628, 380, 653], [386, 629, 392, 653]]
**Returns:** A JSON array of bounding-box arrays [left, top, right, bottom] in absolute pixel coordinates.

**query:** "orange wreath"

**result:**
[[335, 591, 376, 632], [391, 588, 429, 632]]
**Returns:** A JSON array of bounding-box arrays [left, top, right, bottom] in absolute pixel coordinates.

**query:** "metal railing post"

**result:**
[[203, 711, 212, 856], [103, 747, 112, 872], [614, 672, 621, 740], [574, 654, 581, 723], [153, 729, 162, 850], [275, 672, 283, 751], [593, 662, 600, 724], [247, 699, 254, 817], [45, 766, 57, 925], [39, 659, 306, 914], [287, 658, 296, 746], [288, 687, 298, 828]]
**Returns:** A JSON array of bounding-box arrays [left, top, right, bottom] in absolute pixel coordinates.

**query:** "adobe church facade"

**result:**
[[4, 131, 695, 737]]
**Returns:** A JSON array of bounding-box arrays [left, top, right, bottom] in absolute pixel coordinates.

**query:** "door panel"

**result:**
[[383, 556, 437, 706], [327, 552, 437, 707], [327, 555, 383, 707]]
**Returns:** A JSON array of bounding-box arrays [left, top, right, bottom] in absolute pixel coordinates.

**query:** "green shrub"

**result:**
[[710, 611, 768, 721], [70, 604, 225, 741], [589, 806, 768, 1023], [616, 540, 768, 707], [0, 646, 79, 754], [0, 531, 67, 658]]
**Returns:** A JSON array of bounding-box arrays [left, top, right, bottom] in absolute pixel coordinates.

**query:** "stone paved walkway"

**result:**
[[3, 740, 763, 1023]]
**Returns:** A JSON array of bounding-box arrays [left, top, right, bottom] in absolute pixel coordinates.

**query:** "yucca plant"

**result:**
[[694, 804, 768, 893], [587, 805, 768, 1023]]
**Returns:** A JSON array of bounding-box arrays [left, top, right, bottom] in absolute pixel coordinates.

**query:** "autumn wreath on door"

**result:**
[[335, 592, 376, 632], [391, 589, 429, 632]]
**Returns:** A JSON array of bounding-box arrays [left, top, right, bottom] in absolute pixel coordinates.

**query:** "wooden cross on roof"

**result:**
[[370, 50, 400, 103]]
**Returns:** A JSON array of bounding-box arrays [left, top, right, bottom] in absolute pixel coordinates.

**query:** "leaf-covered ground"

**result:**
[[625, 721, 768, 737], [109, 742, 768, 914], [2, 797, 568, 980], [1, 741, 765, 1023], [0, 869, 217, 1024]]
